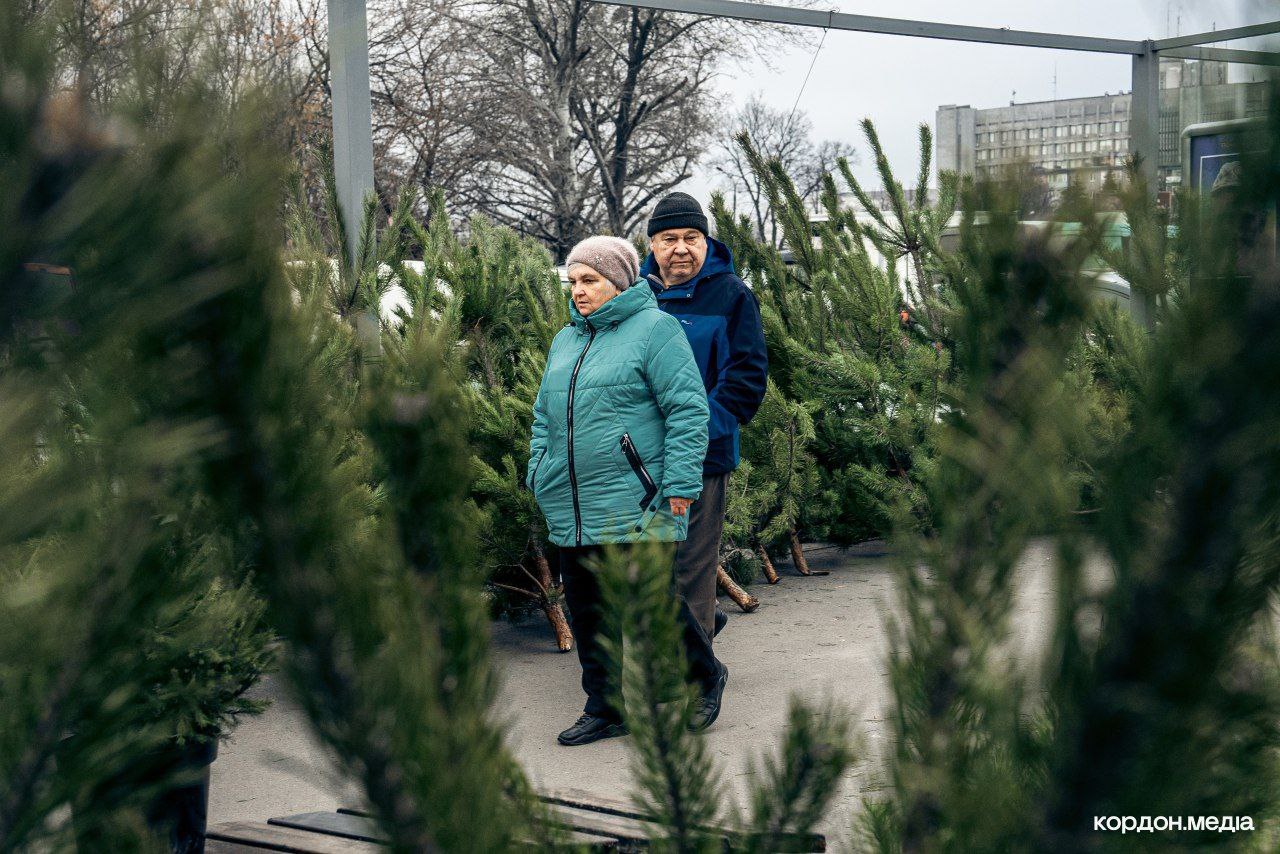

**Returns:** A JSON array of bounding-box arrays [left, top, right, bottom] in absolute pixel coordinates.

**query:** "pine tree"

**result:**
[[859, 116, 1280, 851], [595, 543, 855, 852], [288, 183, 577, 651], [415, 199, 574, 650], [0, 12, 278, 847], [1040, 119, 1280, 849], [835, 121, 957, 346], [1, 10, 559, 850], [861, 175, 1097, 851], [712, 121, 956, 568], [724, 380, 826, 578]]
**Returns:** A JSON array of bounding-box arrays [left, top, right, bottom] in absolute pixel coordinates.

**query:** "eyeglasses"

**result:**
[[658, 233, 703, 247]]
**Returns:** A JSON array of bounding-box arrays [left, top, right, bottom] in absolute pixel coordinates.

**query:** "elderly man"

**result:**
[[640, 192, 768, 731]]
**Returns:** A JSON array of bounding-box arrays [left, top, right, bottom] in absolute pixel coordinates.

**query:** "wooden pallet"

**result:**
[[205, 791, 825, 852]]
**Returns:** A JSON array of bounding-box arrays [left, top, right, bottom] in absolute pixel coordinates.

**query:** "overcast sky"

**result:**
[[678, 0, 1275, 202]]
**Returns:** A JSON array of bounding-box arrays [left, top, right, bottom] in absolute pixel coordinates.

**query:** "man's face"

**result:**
[[568, 264, 620, 317], [651, 228, 707, 286]]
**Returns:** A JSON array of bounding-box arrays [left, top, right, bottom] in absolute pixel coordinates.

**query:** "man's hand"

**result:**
[[669, 497, 693, 516]]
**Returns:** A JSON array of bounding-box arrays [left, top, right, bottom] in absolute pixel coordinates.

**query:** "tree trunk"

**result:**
[[531, 541, 573, 652], [756, 543, 780, 584], [717, 565, 759, 613], [788, 527, 827, 576]]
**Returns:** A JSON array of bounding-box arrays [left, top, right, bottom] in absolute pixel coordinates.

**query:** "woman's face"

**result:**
[[568, 264, 620, 317]]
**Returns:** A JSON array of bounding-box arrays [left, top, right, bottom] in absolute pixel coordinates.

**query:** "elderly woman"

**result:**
[[528, 235, 709, 746]]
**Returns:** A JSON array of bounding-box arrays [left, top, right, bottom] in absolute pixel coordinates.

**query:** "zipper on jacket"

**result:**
[[567, 324, 597, 546], [619, 432, 659, 510]]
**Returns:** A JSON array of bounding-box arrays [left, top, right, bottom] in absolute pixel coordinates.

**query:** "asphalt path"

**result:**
[[209, 540, 1059, 846]]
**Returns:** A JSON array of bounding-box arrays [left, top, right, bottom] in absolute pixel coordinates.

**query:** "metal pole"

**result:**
[[1154, 20, 1280, 50], [596, 0, 1144, 54], [328, 0, 376, 267], [1161, 45, 1280, 66], [1129, 41, 1160, 330]]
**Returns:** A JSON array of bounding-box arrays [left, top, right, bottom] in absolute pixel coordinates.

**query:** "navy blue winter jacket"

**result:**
[[640, 237, 768, 476]]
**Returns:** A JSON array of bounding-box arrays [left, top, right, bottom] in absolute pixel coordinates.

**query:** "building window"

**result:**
[[1099, 139, 1112, 151], [1084, 140, 1096, 152]]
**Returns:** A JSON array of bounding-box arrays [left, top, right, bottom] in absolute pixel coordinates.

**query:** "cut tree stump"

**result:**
[[756, 543, 780, 584], [717, 565, 759, 612], [789, 528, 829, 576], [532, 541, 573, 652]]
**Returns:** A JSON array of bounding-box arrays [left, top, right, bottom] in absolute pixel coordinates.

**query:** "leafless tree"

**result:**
[[570, 6, 720, 238], [459, 0, 604, 258], [30, 0, 324, 153], [459, 0, 795, 259], [33, 0, 812, 258], [714, 93, 854, 247], [350, 0, 501, 216]]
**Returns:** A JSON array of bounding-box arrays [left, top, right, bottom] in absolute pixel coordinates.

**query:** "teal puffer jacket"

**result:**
[[528, 282, 709, 547]]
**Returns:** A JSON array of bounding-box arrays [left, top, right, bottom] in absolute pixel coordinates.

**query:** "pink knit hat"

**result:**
[[566, 236, 640, 291]]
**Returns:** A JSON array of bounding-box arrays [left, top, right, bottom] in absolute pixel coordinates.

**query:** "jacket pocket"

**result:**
[[619, 432, 659, 510], [528, 448, 547, 493]]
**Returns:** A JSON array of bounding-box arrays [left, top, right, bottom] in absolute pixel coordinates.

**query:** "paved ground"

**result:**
[[209, 541, 1058, 847]]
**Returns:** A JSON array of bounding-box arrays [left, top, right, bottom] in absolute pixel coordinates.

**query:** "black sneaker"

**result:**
[[713, 607, 728, 638], [557, 713, 627, 746], [688, 663, 729, 733]]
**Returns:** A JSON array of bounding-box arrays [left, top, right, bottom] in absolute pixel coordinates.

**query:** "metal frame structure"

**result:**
[[327, 0, 376, 265], [325, 0, 1280, 262]]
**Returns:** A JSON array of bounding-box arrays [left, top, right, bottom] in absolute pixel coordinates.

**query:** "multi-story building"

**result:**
[[936, 59, 1267, 197]]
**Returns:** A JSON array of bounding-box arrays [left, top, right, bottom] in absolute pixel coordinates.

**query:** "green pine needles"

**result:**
[[9, 2, 1280, 848], [596, 543, 856, 853], [714, 120, 956, 560]]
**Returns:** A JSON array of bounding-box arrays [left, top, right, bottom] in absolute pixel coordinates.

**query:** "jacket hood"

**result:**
[[639, 236, 736, 296], [568, 277, 655, 330]]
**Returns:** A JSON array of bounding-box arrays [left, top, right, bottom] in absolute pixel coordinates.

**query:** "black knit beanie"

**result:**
[[646, 192, 708, 237]]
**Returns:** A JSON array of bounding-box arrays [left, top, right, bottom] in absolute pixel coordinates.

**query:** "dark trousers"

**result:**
[[559, 540, 721, 720], [675, 472, 728, 640]]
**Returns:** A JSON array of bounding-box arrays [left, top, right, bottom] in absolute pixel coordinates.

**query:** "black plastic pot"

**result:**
[[144, 738, 217, 854], [68, 736, 217, 853]]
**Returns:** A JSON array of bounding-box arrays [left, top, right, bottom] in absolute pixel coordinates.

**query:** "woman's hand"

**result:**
[[669, 497, 693, 517]]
